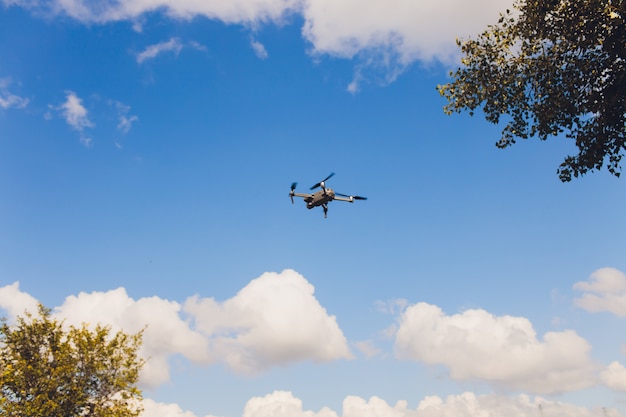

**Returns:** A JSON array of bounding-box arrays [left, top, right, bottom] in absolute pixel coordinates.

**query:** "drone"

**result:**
[[289, 173, 367, 218]]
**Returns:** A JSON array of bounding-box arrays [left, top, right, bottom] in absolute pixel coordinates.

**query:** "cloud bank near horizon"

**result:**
[[1, 268, 625, 398], [144, 390, 620, 417]]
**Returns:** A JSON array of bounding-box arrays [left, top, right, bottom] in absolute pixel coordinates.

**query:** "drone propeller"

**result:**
[[310, 172, 335, 190], [336, 192, 367, 201], [290, 182, 297, 204]]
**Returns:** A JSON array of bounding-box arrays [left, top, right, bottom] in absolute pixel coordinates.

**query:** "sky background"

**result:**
[[1, 0, 626, 416]]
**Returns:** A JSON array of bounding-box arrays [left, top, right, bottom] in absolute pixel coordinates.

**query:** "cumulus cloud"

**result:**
[[85, 391, 626, 417], [243, 391, 337, 417], [55, 287, 211, 387], [394, 302, 596, 394], [0, 77, 29, 109], [574, 268, 626, 317], [137, 38, 184, 63], [0, 281, 39, 320], [0, 270, 350, 386], [141, 398, 222, 417], [238, 391, 614, 417], [601, 361, 626, 393], [183, 269, 353, 373], [9, 0, 514, 88]]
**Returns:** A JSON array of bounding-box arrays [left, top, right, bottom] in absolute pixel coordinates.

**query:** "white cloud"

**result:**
[[301, 0, 507, 63], [0, 282, 39, 320], [574, 268, 626, 317], [0, 270, 351, 386], [250, 38, 269, 59], [79, 136, 93, 147], [394, 302, 596, 394], [238, 391, 613, 417], [243, 391, 338, 417], [183, 269, 353, 373], [111, 100, 139, 133], [0, 77, 29, 109], [12, 0, 513, 88], [601, 361, 626, 393], [55, 287, 211, 387], [118, 114, 138, 133], [141, 398, 221, 417], [37, 0, 301, 25], [137, 38, 184, 63], [353, 340, 381, 358], [412, 392, 613, 417], [374, 298, 407, 315], [59, 90, 93, 131]]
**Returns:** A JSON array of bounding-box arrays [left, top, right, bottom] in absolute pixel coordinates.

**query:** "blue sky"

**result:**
[[1, 1, 626, 416]]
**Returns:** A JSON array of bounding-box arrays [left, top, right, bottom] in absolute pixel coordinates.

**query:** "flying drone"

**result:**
[[289, 173, 367, 218]]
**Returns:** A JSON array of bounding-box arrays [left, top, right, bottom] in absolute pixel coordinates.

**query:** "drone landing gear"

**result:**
[[322, 204, 328, 218]]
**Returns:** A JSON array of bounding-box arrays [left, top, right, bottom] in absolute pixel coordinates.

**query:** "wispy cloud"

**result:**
[[136, 38, 184, 63], [13, 0, 513, 90], [0, 77, 29, 109], [111, 100, 138, 134], [353, 340, 381, 358], [250, 38, 268, 59]]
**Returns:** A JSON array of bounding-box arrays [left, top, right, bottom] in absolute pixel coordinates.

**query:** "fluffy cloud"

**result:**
[[243, 391, 337, 417], [183, 269, 353, 373], [0, 270, 350, 386], [55, 287, 211, 387], [0, 281, 39, 320], [141, 398, 222, 417], [600, 361, 626, 393], [59, 90, 93, 131], [238, 391, 613, 417], [301, 0, 506, 60], [394, 302, 596, 394], [574, 268, 626, 317], [7, 0, 513, 88], [413, 392, 613, 417], [99, 391, 626, 417]]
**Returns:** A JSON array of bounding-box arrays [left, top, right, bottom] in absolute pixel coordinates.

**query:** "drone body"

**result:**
[[289, 173, 367, 218]]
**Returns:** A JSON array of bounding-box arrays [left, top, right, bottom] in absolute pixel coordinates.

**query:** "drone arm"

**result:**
[[333, 196, 355, 203]]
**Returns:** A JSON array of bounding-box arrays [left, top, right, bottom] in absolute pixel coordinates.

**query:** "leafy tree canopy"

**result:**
[[438, 0, 625, 181], [0, 305, 144, 417]]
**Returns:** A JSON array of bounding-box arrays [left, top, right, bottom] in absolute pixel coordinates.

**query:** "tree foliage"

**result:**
[[0, 305, 144, 417], [438, 0, 625, 181]]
